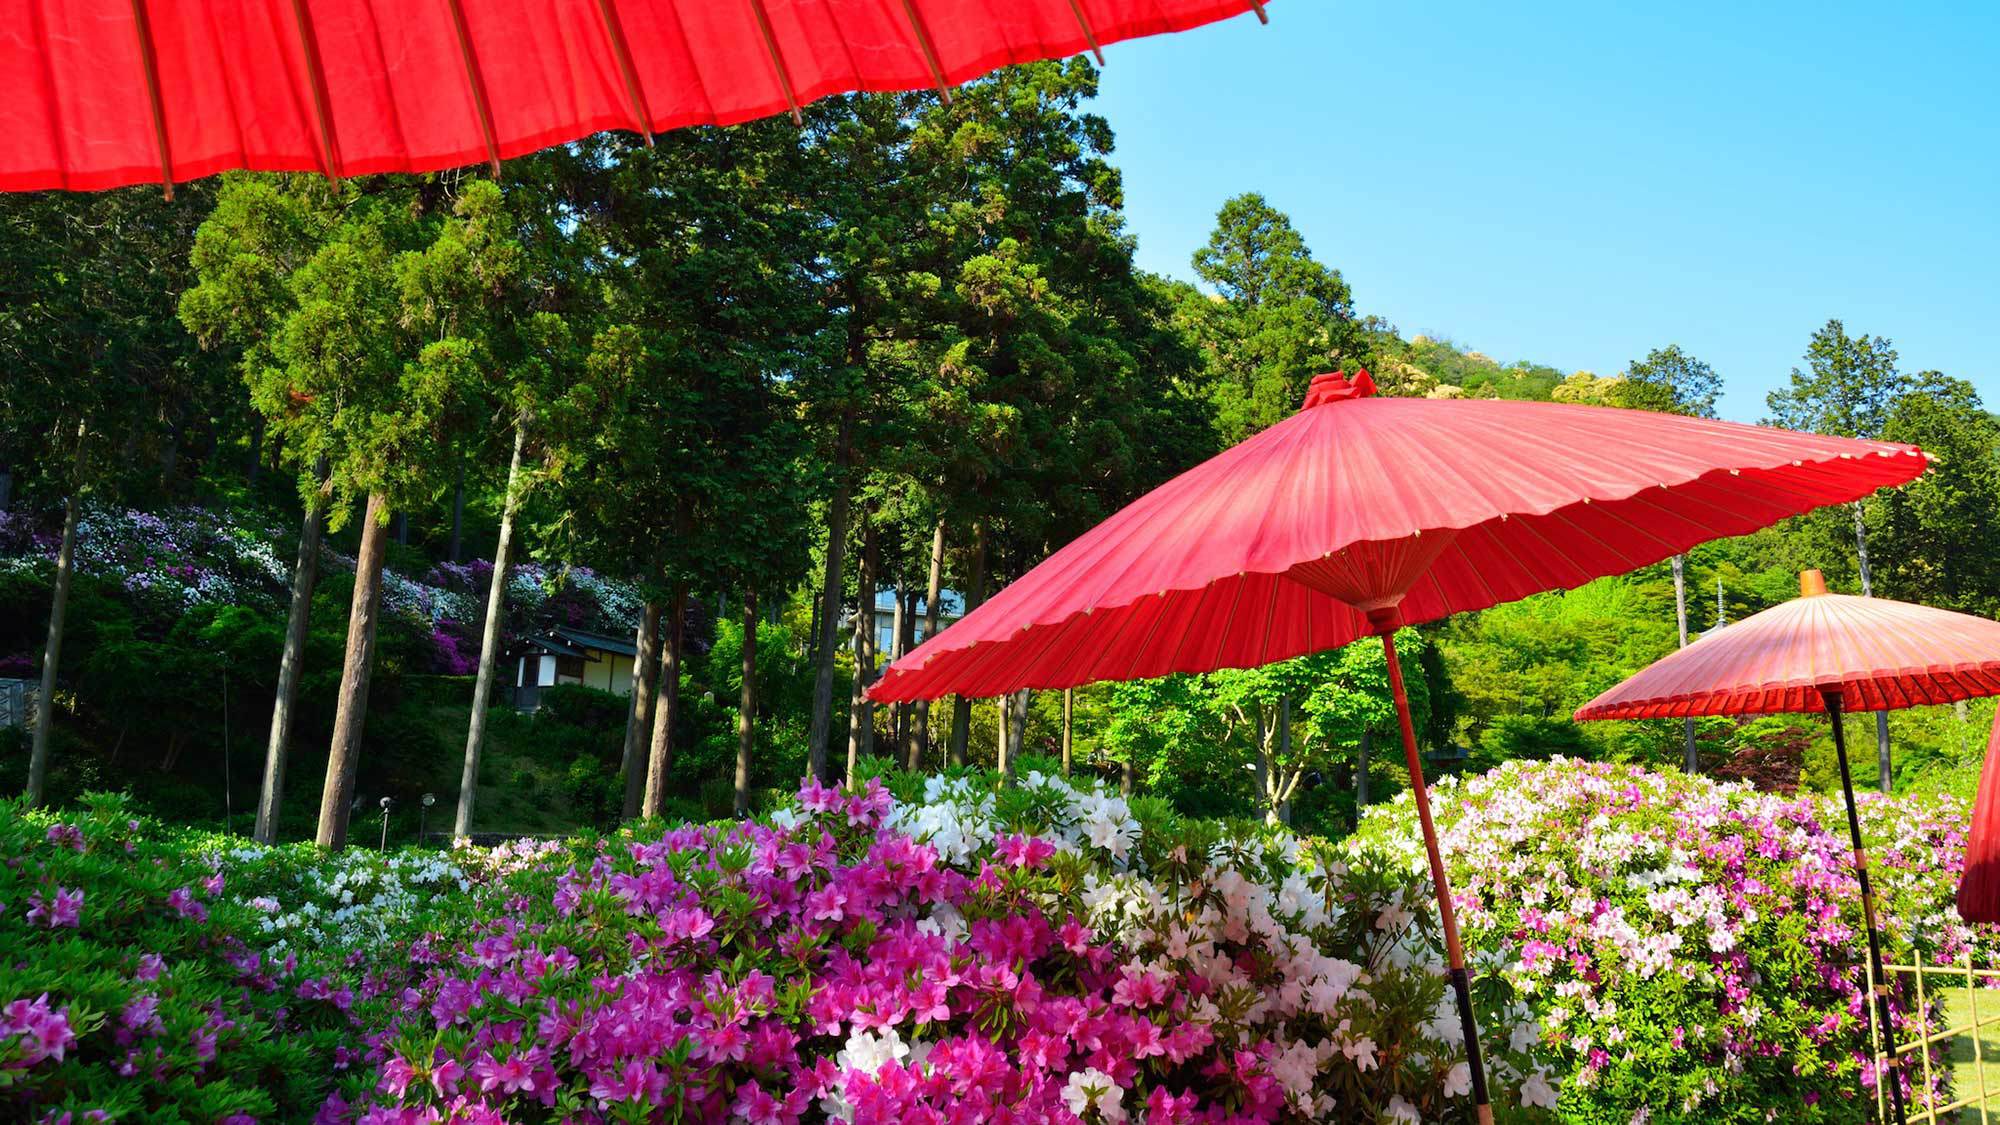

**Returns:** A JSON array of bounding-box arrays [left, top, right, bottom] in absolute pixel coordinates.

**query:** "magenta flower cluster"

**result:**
[[327, 775, 1523, 1124], [1354, 757, 1995, 1120]]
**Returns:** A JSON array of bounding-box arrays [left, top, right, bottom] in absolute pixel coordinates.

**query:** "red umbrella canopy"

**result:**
[[1, 0, 1267, 195], [1575, 571, 2000, 719], [870, 371, 1930, 702], [1958, 710, 2000, 923]]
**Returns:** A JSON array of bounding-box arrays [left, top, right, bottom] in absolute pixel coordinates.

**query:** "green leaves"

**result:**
[[1190, 193, 1361, 444]]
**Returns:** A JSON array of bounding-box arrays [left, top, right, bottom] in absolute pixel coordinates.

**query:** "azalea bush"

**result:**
[[4, 774, 1556, 1123], [18, 761, 1981, 1123], [0, 504, 647, 681], [1350, 758, 1991, 1124], [0, 794, 360, 1122], [331, 771, 1554, 1124]]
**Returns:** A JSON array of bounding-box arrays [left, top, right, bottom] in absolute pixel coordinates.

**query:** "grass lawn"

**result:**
[[1923, 986, 2000, 1123]]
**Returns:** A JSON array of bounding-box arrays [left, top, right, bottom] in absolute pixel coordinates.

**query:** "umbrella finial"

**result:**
[[1800, 569, 1829, 598], [1301, 369, 1377, 410]]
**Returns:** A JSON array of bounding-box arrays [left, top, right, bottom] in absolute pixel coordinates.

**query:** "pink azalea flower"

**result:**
[[25, 887, 82, 928], [471, 1052, 538, 1095]]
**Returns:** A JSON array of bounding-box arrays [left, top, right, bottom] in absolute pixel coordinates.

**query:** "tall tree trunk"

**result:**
[[807, 420, 853, 783], [1672, 554, 1697, 773], [642, 585, 688, 817], [734, 593, 758, 817], [892, 580, 916, 756], [999, 689, 1028, 782], [898, 588, 919, 768], [846, 513, 879, 786], [316, 492, 391, 850], [948, 523, 988, 768], [995, 690, 1012, 771], [915, 520, 945, 765], [1254, 708, 1272, 821], [619, 600, 663, 820], [253, 462, 327, 844], [448, 462, 465, 563], [24, 488, 80, 807], [393, 512, 409, 546], [1277, 697, 1293, 825], [453, 422, 526, 838], [1356, 729, 1372, 807], [246, 419, 263, 490], [1061, 688, 1074, 778], [1854, 502, 1892, 792]]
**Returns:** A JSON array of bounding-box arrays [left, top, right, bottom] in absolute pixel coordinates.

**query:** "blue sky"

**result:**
[[1086, 0, 1997, 422]]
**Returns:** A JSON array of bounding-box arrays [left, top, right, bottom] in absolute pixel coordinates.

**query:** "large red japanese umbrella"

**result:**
[[1959, 712, 2000, 923], [0, 0, 1268, 196], [1575, 571, 2000, 1124], [871, 370, 1929, 1121]]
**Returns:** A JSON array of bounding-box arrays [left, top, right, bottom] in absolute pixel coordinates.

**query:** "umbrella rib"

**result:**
[[1016, 609, 1094, 690], [1254, 576, 1284, 668], [442, 0, 504, 176], [590, 0, 656, 145], [897, 0, 955, 102], [126, 0, 174, 200], [1064, 0, 1107, 63], [1160, 586, 1211, 678], [1301, 581, 1315, 656], [1203, 576, 1254, 678], [1118, 594, 1178, 686], [286, 0, 344, 183], [745, 0, 805, 125]]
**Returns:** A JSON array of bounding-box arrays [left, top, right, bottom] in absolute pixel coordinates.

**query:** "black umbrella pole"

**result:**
[[1381, 632, 1492, 1124], [1826, 690, 1908, 1125]]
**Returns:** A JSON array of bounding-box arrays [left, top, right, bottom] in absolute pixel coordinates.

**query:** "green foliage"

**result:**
[[1446, 578, 1677, 754], [1352, 759, 1989, 1123], [0, 793, 360, 1120], [1766, 318, 1902, 438], [1100, 630, 1443, 828], [1188, 193, 1360, 443], [1618, 343, 1721, 417]]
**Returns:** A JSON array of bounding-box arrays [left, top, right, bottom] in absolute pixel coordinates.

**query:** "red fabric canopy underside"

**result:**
[[0, 0, 1262, 193], [871, 390, 1928, 703], [1959, 711, 2000, 923], [1574, 592, 2000, 719]]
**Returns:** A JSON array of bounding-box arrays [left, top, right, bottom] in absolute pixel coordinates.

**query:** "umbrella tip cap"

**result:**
[[1800, 569, 1829, 598], [1302, 369, 1377, 410]]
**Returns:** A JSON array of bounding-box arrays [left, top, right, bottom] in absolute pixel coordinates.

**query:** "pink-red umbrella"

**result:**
[[1575, 571, 2000, 1124], [1959, 712, 2000, 924], [871, 370, 1929, 1122], [1, 0, 1267, 196]]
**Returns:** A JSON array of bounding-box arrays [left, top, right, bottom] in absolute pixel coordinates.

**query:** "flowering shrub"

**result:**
[[0, 794, 360, 1122], [19, 763, 1981, 1122], [1349, 758, 1989, 1124], [1, 504, 648, 674], [331, 771, 1552, 1124], [208, 842, 475, 962], [72, 505, 292, 611]]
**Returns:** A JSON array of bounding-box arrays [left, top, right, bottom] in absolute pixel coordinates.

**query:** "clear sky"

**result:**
[[1085, 0, 1998, 422]]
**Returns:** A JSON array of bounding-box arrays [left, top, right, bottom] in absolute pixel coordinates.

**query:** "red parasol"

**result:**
[[1959, 712, 2000, 924], [1576, 571, 2000, 1124], [0, 0, 1267, 196], [872, 371, 1929, 1122], [1574, 578, 2000, 720]]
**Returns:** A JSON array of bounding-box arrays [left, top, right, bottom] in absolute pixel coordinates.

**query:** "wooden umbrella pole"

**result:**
[[1825, 688, 1909, 1125], [1380, 627, 1491, 1124]]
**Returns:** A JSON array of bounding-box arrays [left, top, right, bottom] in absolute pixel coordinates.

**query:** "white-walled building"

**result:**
[[863, 587, 964, 666], [507, 626, 640, 711]]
